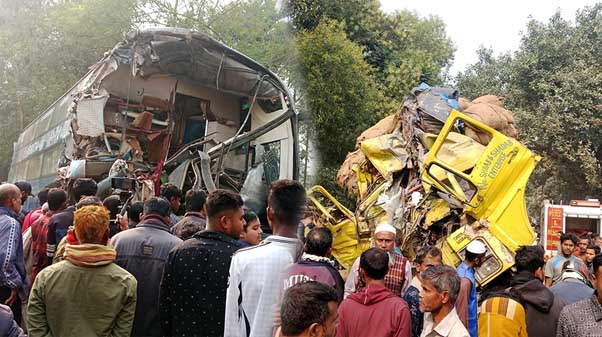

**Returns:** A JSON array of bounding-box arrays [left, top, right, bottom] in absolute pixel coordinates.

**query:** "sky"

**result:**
[[380, 0, 597, 75]]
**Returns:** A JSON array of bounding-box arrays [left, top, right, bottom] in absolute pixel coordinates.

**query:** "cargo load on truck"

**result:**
[[308, 83, 540, 286]]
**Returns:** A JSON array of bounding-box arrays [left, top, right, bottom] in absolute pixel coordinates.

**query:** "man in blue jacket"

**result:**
[[456, 240, 486, 337], [0, 184, 26, 326], [0, 303, 25, 337]]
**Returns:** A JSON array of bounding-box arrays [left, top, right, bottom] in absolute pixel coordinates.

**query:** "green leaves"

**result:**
[[286, 0, 454, 190], [0, 0, 136, 178], [297, 20, 389, 168], [457, 4, 602, 213]]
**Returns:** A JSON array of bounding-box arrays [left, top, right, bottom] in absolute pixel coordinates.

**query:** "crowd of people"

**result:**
[[0, 178, 601, 337]]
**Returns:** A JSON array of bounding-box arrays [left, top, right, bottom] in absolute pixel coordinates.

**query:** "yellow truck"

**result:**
[[309, 108, 540, 286]]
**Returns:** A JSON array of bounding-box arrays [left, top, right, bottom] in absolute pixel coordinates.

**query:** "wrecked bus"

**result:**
[[308, 86, 539, 287], [8, 28, 298, 217]]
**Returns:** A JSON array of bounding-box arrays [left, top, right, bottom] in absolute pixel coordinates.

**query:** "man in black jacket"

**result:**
[[510, 245, 567, 337], [111, 197, 182, 337], [46, 178, 97, 261], [160, 189, 244, 337], [171, 189, 207, 240]]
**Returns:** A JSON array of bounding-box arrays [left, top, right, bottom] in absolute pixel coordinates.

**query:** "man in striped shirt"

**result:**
[[479, 294, 528, 337]]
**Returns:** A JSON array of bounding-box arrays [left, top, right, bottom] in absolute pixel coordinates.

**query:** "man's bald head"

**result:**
[[0, 184, 22, 213]]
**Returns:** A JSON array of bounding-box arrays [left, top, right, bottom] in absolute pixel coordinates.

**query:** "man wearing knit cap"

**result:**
[[344, 223, 412, 298], [456, 240, 486, 337]]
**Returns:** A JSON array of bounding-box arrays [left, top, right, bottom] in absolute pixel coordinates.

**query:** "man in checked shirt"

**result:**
[[345, 223, 412, 298]]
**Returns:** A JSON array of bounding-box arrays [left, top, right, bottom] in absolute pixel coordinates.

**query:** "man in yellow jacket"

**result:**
[[478, 294, 528, 337]]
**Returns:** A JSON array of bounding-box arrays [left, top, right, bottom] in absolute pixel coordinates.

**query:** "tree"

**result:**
[[0, 0, 137, 178], [455, 47, 513, 100], [286, 0, 455, 104], [380, 11, 455, 102], [134, 0, 223, 35], [456, 5, 602, 214], [285, 0, 454, 196], [297, 21, 392, 197], [514, 8, 602, 203], [210, 0, 297, 83]]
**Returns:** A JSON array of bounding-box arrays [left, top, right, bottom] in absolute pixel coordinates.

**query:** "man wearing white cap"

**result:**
[[456, 240, 486, 337], [344, 223, 412, 298]]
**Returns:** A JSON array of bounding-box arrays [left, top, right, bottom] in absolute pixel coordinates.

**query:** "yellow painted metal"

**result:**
[[424, 198, 452, 228], [422, 132, 485, 191], [360, 134, 409, 181], [354, 164, 379, 200], [307, 185, 367, 270], [444, 226, 517, 285], [310, 109, 539, 285], [355, 181, 388, 236], [423, 109, 540, 285], [431, 132, 485, 171]]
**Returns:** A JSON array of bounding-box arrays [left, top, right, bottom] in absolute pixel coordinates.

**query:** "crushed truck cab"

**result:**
[[310, 101, 540, 287], [422, 110, 540, 285]]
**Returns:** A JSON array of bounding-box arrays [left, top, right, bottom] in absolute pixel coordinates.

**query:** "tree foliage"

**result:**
[[297, 20, 390, 168], [0, 0, 136, 178], [456, 5, 602, 211], [286, 0, 455, 104], [455, 47, 513, 99], [210, 0, 296, 82], [285, 0, 454, 193], [134, 0, 220, 30]]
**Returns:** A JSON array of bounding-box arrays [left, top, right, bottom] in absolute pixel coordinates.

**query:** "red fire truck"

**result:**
[[542, 199, 602, 256]]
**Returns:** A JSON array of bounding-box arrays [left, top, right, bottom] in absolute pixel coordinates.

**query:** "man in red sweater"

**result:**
[[336, 248, 411, 337], [30, 188, 67, 287]]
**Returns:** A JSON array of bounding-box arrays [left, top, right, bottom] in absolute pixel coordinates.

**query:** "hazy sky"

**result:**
[[380, 0, 597, 75]]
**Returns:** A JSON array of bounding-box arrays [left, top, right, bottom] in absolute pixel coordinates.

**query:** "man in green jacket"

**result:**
[[27, 204, 137, 337]]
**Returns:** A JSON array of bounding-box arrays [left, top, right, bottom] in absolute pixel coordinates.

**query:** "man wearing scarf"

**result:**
[[284, 227, 345, 301], [27, 205, 137, 337]]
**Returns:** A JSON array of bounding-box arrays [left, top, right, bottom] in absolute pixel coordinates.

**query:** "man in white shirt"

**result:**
[[420, 265, 470, 337], [224, 179, 305, 337]]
